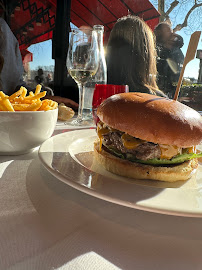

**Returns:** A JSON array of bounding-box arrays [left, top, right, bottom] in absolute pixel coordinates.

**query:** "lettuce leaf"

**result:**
[[129, 153, 202, 165], [107, 146, 202, 165]]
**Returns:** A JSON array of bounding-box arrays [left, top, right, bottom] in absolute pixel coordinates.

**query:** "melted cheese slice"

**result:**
[[159, 144, 180, 159], [97, 127, 109, 138], [188, 146, 196, 154], [97, 124, 110, 151], [121, 134, 144, 149]]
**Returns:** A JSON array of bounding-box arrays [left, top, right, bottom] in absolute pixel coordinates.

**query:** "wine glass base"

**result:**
[[64, 117, 95, 127]]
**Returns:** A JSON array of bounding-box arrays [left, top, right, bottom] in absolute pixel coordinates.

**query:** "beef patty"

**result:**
[[102, 131, 161, 160]]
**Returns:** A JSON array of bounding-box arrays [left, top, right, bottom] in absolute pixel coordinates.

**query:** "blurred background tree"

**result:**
[[152, 0, 202, 33]]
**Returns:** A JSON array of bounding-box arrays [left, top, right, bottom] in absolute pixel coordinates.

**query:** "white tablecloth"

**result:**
[[1, 122, 202, 270]]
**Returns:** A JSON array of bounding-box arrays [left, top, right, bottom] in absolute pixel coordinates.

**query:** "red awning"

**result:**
[[9, 0, 160, 50]]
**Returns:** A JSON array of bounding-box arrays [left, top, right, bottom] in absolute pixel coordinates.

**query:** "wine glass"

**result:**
[[67, 28, 99, 125]]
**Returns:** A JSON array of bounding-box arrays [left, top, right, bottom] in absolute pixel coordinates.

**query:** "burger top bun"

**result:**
[[97, 92, 202, 148]]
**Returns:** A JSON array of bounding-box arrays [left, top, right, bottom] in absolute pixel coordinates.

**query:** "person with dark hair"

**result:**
[[35, 68, 45, 85], [106, 15, 165, 97], [154, 22, 184, 98]]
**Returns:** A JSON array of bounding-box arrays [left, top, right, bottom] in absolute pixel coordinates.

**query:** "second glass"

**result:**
[[67, 28, 99, 125], [92, 84, 129, 124]]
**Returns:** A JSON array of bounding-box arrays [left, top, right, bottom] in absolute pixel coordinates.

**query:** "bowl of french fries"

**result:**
[[0, 85, 58, 155]]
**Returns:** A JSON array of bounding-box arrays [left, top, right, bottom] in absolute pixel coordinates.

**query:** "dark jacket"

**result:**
[[0, 18, 24, 94], [156, 35, 184, 98]]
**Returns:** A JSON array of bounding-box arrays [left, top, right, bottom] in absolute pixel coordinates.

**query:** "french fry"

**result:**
[[0, 103, 6, 111], [24, 101, 42, 111], [44, 100, 58, 110], [12, 97, 35, 104], [12, 104, 30, 111], [20, 87, 27, 98], [0, 91, 8, 99], [28, 91, 34, 97], [50, 101, 58, 109], [35, 84, 42, 95], [0, 87, 57, 112], [38, 99, 49, 111], [44, 105, 52, 111], [9, 88, 23, 100], [0, 91, 14, 111], [24, 91, 46, 100], [1, 98, 14, 111]]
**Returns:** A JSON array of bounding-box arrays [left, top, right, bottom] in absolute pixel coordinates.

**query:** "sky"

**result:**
[[28, 1, 202, 79], [29, 40, 54, 70], [28, 22, 76, 70], [178, 31, 201, 79]]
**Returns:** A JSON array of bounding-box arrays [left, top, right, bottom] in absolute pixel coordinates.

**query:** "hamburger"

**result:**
[[94, 92, 202, 182]]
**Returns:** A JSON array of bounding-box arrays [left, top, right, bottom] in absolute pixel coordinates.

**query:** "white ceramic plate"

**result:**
[[39, 129, 202, 217]]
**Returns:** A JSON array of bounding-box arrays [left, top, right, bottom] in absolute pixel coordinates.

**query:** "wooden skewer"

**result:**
[[173, 31, 201, 101]]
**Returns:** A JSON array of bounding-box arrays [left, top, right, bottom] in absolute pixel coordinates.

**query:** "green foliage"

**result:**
[[180, 84, 202, 98]]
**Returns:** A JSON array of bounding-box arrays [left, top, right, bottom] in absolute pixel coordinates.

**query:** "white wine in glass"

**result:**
[[69, 69, 96, 84], [67, 28, 99, 125]]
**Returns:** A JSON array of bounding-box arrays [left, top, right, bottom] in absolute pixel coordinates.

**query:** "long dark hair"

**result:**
[[107, 15, 159, 94]]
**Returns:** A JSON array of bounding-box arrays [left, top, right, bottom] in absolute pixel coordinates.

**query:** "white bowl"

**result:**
[[0, 108, 58, 155]]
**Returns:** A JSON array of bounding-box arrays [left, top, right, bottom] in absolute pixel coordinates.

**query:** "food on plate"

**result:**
[[58, 103, 75, 121], [94, 92, 202, 182], [0, 85, 58, 111]]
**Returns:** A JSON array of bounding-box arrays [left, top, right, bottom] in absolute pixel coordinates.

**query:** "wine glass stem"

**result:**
[[77, 83, 85, 122]]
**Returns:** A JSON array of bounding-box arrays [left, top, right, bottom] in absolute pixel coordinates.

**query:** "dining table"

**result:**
[[1, 120, 202, 270]]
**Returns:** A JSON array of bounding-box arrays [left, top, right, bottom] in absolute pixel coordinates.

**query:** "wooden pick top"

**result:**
[[173, 31, 201, 101]]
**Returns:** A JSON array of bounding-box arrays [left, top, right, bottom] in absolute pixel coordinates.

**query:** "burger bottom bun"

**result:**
[[94, 141, 198, 182]]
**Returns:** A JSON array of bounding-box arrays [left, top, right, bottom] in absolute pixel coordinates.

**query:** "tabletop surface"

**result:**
[[1, 122, 202, 270]]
